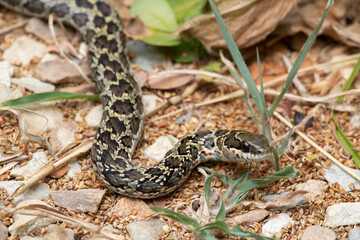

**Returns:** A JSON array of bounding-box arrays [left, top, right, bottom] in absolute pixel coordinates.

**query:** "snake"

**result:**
[[0, 0, 272, 199]]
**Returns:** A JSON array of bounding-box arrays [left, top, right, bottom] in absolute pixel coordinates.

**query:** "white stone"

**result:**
[[85, 104, 102, 127], [262, 213, 294, 237], [142, 95, 162, 114], [126, 40, 163, 72], [301, 226, 336, 240], [44, 225, 74, 240], [144, 135, 179, 162], [0, 181, 50, 203], [350, 113, 360, 128], [323, 164, 360, 191], [8, 200, 55, 236], [41, 53, 62, 63], [11, 77, 55, 93], [20, 237, 43, 240], [78, 42, 88, 58], [126, 219, 166, 240], [0, 82, 11, 102], [349, 227, 360, 240], [0, 60, 13, 87], [3, 35, 47, 66], [66, 159, 82, 178], [295, 179, 326, 201], [10, 152, 48, 179], [324, 202, 360, 227]]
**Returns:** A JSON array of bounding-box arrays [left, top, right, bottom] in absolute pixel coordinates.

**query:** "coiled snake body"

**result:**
[[1, 0, 272, 198]]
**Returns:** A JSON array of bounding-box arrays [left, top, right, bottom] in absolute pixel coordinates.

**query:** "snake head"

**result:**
[[221, 131, 272, 162]]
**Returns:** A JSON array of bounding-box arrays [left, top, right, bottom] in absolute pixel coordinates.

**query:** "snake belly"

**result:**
[[0, 0, 272, 199]]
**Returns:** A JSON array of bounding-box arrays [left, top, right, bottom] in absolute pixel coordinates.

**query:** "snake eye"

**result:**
[[241, 141, 250, 153]]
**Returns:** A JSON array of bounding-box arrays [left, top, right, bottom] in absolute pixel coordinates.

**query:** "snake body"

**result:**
[[0, 0, 272, 198]]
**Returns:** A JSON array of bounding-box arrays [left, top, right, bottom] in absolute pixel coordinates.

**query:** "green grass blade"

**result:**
[[201, 167, 233, 185], [267, 0, 333, 117], [236, 166, 299, 192], [201, 221, 230, 233], [336, 56, 360, 103], [215, 198, 226, 221], [278, 127, 294, 156], [208, 0, 265, 117], [256, 48, 266, 111], [150, 206, 201, 230], [204, 172, 215, 206], [1, 92, 99, 108]]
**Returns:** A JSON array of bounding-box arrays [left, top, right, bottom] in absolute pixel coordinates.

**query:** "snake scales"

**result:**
[[1, 0, 272, 198]]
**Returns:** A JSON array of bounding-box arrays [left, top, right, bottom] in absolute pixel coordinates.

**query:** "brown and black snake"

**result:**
[[0, 0, 272, 198]]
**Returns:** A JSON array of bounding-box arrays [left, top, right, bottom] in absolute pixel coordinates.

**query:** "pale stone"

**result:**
[[126, 219, 166, 240], [10, 152, 48, 179], [142, 95, 162, 114], [301, 226, 336, 240], [262, 213, 294, 237], [8, 200, 55, 236], [51, 189, 105, 213], [0, 60, 13, 87], [11, 77, 55, 93], [295, 179, 326, 201], [85, 105, 102, 127], [44, 225, 74, 240], [324, 202, 360, 227], [0, 221, 7, 240], [348, 227, 360, 240], [0, 83, 11, 102], [3, 36, 47, 66], [112, 197, 154, 219], [144, 135, 179, 162], [323, 164, 360, 191]]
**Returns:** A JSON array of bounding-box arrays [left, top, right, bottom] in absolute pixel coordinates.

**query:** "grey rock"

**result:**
[[324, 202, 360, 227], [10, 152, 48, 179], [126, 219, 165, 240], [301, 226, 336, 240], [9, 200, 55, 236], [263, 191, 307, 210], [126, 40, 162, 72], [0, 181, 49, 203], [262, 213, 294, 237], [0, 221, 7, 240], [349, 227, 360, 240], [51, 189, 105, 213], [66, 159, 82, 178], [3, 36, 47, 66], [323, 164, 360, 191], [44, 225, 74, 240], [11, 77, 55, 93]]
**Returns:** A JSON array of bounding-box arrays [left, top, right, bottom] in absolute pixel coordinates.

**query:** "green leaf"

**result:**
[[236, 166, 299, 192], [208, 0, 265, 117], [166, 38, 204, 62], [150, 206, 201, 230], [1, 92, 99, 108], [131, 0, 178, 33], [278, 127, 294, 156], [140, 33, 181, 46], [201, 167, 232, 185], [201, 61, 222, 72], [267, 0, 334, 117], [201, 221, 230, 233], [215, 198, 226, 222], [167, 0, 207, 24], [204, 172, 215, 206]]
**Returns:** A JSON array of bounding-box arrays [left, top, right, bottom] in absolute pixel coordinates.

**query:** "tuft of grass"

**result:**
[[331, 56, 360, 167], [152, 166, 299, 240]]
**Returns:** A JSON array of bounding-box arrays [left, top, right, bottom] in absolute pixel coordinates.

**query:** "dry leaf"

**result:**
[[147, 73, 193, 90], [177, 0, 297, 53]]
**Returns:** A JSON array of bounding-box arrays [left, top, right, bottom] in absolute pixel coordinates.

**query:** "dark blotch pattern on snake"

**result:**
[[0, 0, 272, 198]]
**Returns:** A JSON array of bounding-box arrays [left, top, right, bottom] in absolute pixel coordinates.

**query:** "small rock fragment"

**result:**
[[263, 191, 307, 210], [324, 202, 360, 227], [8, 200, 55, 236], [0, 221, 7, 240], [10, 152, 48, 179], [11, 77, 55, 93], [35, 59, 90, 84], [85, 105, 102, 127], [0, 60, 13, 87], [51, 189, 105, 213], [0, 83, 11, 102], [142, 95, 162, 114], [112, 197, 154, 219], [0, 181, 49, 203], [295, 179, 326, 201], [25, 18, 63, 40], [262, 213, 294, 237], [350, 113, 360, 127], [44, 225, 74, 240], [126, 40, 163, 72], [226, 209, 269, 225], [126, 219, 165, 240], [66, 160, 82, 178], [19, 237, 43, 240], [323, 164, 360, 191], [144, 135, 179, 162], [3, 36, 47, 66], [301, 226, 336, 240], [348, 227, 360, 240]]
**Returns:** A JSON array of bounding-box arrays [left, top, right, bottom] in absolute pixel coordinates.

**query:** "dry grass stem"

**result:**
[[11, 139, 92, 198], [274, 111, 360, 182], [48, 14, 92, 84], [282, 55, 310, 96]]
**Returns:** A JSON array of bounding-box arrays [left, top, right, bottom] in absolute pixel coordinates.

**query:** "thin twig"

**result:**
[[273, 111, 360, 183], [48, 14, 92, 84]]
